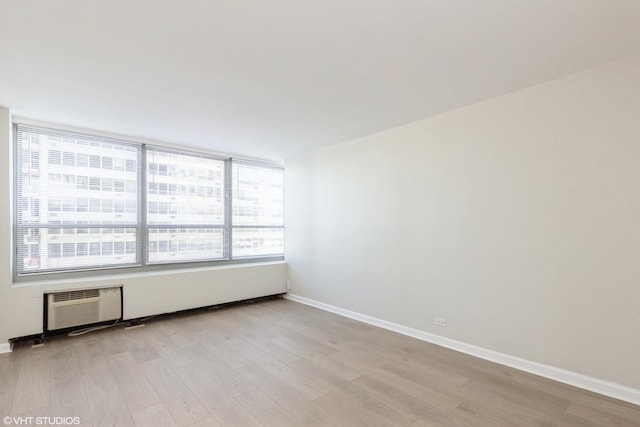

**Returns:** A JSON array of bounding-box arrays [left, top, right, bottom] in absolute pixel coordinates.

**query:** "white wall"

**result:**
[[285, 55, 640, 390], [0, 107, 287, 346]]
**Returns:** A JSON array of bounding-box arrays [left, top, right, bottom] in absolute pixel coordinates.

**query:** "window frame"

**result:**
[[231, 160, 286, 259], [13, 124, 284, 282], [143, 145, 230, 265]]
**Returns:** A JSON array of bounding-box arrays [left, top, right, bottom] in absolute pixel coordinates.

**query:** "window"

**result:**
[[15, 124, 284, 277], [232, 162, 284, 257], [16, 125, 141, 274], [146, 148, 226, 263]]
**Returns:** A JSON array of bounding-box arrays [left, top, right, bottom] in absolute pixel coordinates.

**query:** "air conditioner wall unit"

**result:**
[[47, 287, 122, 331]]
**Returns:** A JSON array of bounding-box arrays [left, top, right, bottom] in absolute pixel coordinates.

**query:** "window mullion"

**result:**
[[225, 158, 232, 260], [140, 145, 148, 266]]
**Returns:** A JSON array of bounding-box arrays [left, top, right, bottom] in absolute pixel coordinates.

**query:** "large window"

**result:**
[[15, 126, 141, 274], [146, 148, 226, 264], [15, 124, 284, 277], [232, 162, 284, 257]]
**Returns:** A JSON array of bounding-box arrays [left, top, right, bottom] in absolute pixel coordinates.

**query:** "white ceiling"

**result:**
[[1, 1, 639, 161]]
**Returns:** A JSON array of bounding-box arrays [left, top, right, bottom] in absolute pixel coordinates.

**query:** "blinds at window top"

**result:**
[[15, 124, 142, 274], [145, 147, 226, 226], [231, 162, 284, 258], [145, 147, 227, 263]]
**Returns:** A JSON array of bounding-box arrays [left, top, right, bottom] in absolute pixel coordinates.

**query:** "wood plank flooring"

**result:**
[[1, 298, 638, 427]]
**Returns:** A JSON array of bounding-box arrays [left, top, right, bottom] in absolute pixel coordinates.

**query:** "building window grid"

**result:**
[[231, 162, 285, 258], [15, 125, 284, 277], [145, 147, 228, 264]]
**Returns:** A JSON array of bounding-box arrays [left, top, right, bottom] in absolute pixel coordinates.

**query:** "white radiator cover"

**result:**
[[47, 287, 122, 330]]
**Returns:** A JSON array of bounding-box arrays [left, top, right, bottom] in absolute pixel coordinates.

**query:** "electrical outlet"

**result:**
[[434, 317, 446, 327]]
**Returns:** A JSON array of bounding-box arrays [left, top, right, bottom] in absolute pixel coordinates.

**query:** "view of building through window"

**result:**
[[232, 162, 284, 257], [147, 148, 226, 263], [15, 125, 284, 276]]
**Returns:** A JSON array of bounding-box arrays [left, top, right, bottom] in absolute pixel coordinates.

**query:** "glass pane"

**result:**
[[15, 125, 141, 274], [17, 227, 138, 273], [146, 149, 225, 225], [232, 227, 284, 258], [16, 126, 140, 227], [232, 163, 283, 227], [148, 227, 225, 264], [231, 162, 283, 258]]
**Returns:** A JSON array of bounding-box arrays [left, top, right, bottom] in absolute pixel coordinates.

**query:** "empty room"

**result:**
[[1, 1, 639, 426]]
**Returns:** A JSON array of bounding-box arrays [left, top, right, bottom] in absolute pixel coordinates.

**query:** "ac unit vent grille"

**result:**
[[53, 301, 101, 329], [52, 289, 100, 302], [47, 287, 122, 331]]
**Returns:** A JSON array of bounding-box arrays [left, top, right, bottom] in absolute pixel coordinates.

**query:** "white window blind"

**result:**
[[232, 162, 284, 257], [15, 125, 142, 274], [15, 124, 284, 278], [146, 148, 227, 263]]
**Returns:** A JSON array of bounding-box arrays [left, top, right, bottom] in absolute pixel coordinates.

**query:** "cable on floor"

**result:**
[[67, 319, 121, 337]]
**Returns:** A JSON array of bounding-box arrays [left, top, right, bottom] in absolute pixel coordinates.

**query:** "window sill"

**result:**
[[12, 259, 286, 288]]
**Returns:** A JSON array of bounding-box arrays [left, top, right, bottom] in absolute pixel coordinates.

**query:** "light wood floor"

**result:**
[[1, 298, 638, 427]]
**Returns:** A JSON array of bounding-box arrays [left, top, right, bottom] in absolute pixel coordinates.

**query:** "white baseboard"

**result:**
[[0, 342, 13, 354], [285, 293, 640, 406]]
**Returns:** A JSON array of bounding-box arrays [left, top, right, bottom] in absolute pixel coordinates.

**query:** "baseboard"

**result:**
[[0, 342, 13, 354], [285, 293, 640, 406]]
